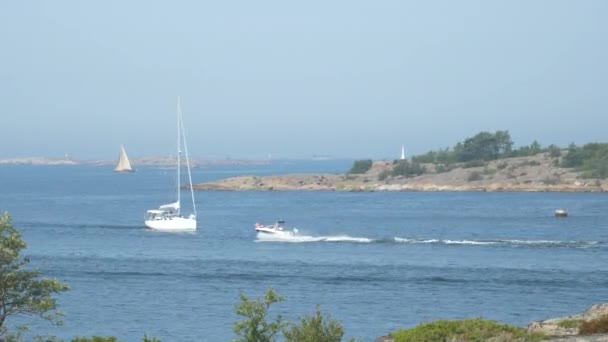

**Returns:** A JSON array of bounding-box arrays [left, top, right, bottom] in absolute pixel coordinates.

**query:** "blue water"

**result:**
[[1, 161, 608, 341]]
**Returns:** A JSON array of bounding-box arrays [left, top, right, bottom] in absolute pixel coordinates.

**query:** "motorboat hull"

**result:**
[[255, 227, 296, 237]]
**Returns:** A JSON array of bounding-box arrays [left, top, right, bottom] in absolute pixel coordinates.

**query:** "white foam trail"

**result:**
[[394, 237, 438, 244], [256, 233, 373, 243], [443, 240, 497, 245], [393, 237, 600, 247], [323, 235, 373, 243]]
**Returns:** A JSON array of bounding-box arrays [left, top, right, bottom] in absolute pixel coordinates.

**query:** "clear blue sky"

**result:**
[[1, 0, 606, 160]]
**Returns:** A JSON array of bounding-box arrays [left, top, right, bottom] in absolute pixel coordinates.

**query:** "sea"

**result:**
[[0, 160, 607, 341]]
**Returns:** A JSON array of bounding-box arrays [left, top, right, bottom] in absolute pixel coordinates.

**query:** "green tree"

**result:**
[[71, 337, 119, 342], [0, 213, 70, 337], [233, 288, 287, 342], [348, 160, 373, 174], [392, 160, 426, 177], [283, 306, 345, 342]]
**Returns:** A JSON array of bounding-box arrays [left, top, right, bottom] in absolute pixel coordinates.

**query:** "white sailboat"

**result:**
[[400, 145, 406, 160], [114, 145, 134, 172], [144, 97, 197, 231]]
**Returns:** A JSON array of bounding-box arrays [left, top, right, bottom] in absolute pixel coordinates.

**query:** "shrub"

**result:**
[[557, 319, 582, 330], [233, 288, 286, 342], [548, 144, 561, 158], [377, 169, 391, 181], [0, 213, 70, 337], [561, 143, 608, 179], [348, 160, 373, 174], [579, 314, 608, 335], [497, 162, 508, 170], [283, 306, 345, 342], [390, 318, 546, 342], [392, 160, 426, 178], [435, 164, 454, 173], [468, 171, 482, 182]]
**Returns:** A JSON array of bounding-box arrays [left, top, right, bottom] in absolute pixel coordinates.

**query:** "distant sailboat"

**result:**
[[114, 145, 134, 172], [400, 145, 406, 160]]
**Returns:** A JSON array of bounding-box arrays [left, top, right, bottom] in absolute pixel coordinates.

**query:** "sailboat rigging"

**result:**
[[144, 97, 197, 231]]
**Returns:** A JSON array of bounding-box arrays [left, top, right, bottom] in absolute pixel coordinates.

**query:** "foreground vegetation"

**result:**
[[390, 318, 546, 342]]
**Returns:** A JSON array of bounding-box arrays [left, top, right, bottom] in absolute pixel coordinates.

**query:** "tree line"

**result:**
[[348, 130, 608, 179]]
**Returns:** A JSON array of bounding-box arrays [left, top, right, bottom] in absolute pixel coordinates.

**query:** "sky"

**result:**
[[0, 0, 607, 160]]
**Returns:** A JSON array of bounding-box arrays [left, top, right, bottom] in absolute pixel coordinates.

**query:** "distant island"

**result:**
[[0, 156, 271, 167], [193, 131, 608, 192]]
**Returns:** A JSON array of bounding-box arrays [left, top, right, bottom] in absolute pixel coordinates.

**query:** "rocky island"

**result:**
[[193, 132, 608, 192], [192, 153, 606, 193]]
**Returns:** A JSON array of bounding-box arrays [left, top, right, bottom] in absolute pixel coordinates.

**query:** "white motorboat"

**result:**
[[145, 97, 197, 231], [255, 220, 298, 237]]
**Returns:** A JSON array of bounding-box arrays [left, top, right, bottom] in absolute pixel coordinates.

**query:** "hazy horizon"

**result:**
[[1, 1, 607, 160]]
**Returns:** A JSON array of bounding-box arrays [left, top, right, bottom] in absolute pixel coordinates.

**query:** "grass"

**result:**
[[557, 319, 582, 330], [579, 314, 608, 335], [390, 318, 547, 342]]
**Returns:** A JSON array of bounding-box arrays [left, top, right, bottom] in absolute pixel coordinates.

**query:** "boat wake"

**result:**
[[394, 237, 601, 248], [255, 233, 373, 244], [256, 234, 603, 248]]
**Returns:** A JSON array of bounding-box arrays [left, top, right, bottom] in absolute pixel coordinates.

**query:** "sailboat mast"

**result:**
[[180, 106, 197, 218], [177, 96, 181, 216]]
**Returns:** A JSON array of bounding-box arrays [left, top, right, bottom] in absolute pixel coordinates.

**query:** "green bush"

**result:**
[[548, 144, 561, 158], [233, 288, 286, 342], [557, 319, 582, 330], [377, 169, 391, 181], [561, 143, 608, 178], [283, 306, 345, 342], [392, 160, 426, 177], [0, 213, 70, 337], [434, 164, 454, 173], [348, 160, 373, 174], [390, 318, 546, 342]]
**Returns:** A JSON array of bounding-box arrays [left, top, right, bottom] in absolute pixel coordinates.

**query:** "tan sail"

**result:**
[[114, 145, 134, 172]]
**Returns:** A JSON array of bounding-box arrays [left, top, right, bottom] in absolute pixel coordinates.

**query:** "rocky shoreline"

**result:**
[[376, 303, 608, 341], [193, 154, 607, 192]]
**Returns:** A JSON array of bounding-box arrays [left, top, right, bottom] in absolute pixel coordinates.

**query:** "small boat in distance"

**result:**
[[555, 209, 568, 217], [255, 220, 298, 237], [144, 97, 197, 231], [114, 145, 134, 172]]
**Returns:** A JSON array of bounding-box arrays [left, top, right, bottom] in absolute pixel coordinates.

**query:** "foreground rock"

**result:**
[[193, 154, 606, 192], [527, 304, 608, 337]]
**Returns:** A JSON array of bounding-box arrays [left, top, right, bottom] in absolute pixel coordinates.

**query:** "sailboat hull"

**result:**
[[145, 216, 196, 231]]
